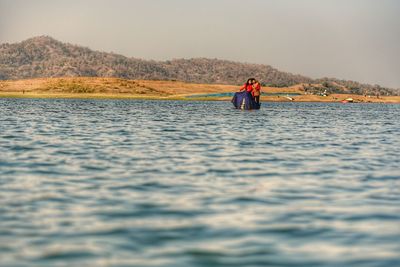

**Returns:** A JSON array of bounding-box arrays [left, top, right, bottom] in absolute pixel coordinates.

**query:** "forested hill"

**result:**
[[0, 36, 397, 95]]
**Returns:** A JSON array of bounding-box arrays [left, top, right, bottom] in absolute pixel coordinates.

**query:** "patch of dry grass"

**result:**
[[0, 77, 399, 103]]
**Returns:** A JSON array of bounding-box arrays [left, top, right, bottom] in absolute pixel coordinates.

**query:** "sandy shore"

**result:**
[[1, 77, 399, 103]]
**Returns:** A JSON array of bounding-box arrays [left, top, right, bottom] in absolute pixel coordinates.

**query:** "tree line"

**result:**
[[0, 36, 398, 96]]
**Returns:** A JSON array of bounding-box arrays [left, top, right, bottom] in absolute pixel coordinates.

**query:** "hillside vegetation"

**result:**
[[0, 36, 398, 96]]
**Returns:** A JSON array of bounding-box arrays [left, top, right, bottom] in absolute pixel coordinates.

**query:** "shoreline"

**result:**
[[1, 92, 399, 104], [1, 77, 399, 103]]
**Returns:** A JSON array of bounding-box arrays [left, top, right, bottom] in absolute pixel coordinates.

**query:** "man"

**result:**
[[252, 79, 261, 104]]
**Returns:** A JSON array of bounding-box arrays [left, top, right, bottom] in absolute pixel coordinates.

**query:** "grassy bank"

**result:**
[[1, 77, 399, 103]]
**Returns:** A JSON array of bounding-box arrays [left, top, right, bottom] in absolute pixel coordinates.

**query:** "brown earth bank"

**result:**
[[0, 77, 399, 103]]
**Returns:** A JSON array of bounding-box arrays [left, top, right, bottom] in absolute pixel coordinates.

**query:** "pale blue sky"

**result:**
[[1, 0, 399, 87]]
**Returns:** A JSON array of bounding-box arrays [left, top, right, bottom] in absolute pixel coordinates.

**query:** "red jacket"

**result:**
[[241, 83, 253, 92]]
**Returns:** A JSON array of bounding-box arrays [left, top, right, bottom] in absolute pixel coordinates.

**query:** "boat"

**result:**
[[231, 91, 260, 110], [341, 98, 354, 103]]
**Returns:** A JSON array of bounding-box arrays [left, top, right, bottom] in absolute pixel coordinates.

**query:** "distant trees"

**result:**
[[0, 36, 399, 95]]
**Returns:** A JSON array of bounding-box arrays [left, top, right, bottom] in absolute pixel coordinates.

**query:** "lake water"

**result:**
[[0, 99, 399, 267]]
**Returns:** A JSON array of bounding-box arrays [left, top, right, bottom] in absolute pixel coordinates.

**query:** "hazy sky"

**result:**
[[1, 0, 399, 87]]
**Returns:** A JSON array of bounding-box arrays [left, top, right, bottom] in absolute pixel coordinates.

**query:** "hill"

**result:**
[[0, 36, 398, 96]]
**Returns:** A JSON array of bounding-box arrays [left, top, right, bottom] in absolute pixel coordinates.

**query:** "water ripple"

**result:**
[[0, 99, 399, 267]]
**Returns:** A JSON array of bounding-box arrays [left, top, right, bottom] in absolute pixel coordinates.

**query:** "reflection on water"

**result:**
[[0, 99, 399, 267]]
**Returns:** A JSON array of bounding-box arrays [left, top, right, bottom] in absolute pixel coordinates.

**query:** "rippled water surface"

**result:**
[[1, 99, 399, 267]]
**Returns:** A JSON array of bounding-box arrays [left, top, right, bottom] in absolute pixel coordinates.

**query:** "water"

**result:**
[[0, 99, 399, 267]]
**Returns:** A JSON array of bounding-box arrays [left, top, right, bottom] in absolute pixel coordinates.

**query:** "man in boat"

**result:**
[[252, 79, 261, 104]]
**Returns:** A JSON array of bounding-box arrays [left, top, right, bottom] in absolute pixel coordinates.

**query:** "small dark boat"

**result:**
[[231, 91, 260, 110]]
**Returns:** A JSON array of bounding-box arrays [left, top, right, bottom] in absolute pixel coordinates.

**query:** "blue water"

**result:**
[[0, 99, 399, 267]]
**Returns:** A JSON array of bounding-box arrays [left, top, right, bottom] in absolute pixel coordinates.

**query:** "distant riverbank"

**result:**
[[1, 77, 399, 103]]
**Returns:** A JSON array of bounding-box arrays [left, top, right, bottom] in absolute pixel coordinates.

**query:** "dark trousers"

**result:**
[[254, 96, 260, 104]]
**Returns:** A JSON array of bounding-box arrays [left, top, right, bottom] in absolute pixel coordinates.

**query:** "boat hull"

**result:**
[[231, 91, 260, 110]]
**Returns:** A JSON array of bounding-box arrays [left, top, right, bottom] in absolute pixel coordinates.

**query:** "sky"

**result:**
[[0, 0, 399, 88]]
